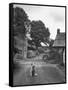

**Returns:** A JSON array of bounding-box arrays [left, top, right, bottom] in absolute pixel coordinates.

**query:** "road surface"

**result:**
[[13, 60, 65, 86]]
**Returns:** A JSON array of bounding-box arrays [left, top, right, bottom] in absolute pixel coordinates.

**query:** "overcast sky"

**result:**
[[14, 4, 65, 39]]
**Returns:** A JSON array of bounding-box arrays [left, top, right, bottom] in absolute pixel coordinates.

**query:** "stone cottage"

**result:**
[[53, 29, 65, 64]]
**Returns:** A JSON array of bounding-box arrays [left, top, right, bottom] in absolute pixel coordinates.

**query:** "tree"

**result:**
[[12, 7, 29, 56], [30, 20, 50, 49], [49, 39, 54, 47], [13, 7, 28, 38]]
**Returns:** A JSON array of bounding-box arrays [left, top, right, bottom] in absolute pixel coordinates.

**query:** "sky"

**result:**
[[14, 4, 65, 39]]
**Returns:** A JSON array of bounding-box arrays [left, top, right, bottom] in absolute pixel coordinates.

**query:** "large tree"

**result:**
[[13, 7, 28, 38], [12, 7, 29, 55], [29, 20, 50, 49]]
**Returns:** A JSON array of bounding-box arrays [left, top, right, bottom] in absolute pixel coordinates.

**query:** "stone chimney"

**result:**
[[57, 29, 60, 34]]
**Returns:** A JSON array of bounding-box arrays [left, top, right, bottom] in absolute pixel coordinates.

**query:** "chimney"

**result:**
[[57, 29, 60, 34]]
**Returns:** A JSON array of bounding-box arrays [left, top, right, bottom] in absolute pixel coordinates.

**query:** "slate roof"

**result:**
[[53, 32, 65, 47]]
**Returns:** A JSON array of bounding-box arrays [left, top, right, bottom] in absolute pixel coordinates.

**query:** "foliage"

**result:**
[[13, 7, 28, 38], [12, 7, 28, 56], [49, 39, 54, 47], [30, 20, 50, 48]]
